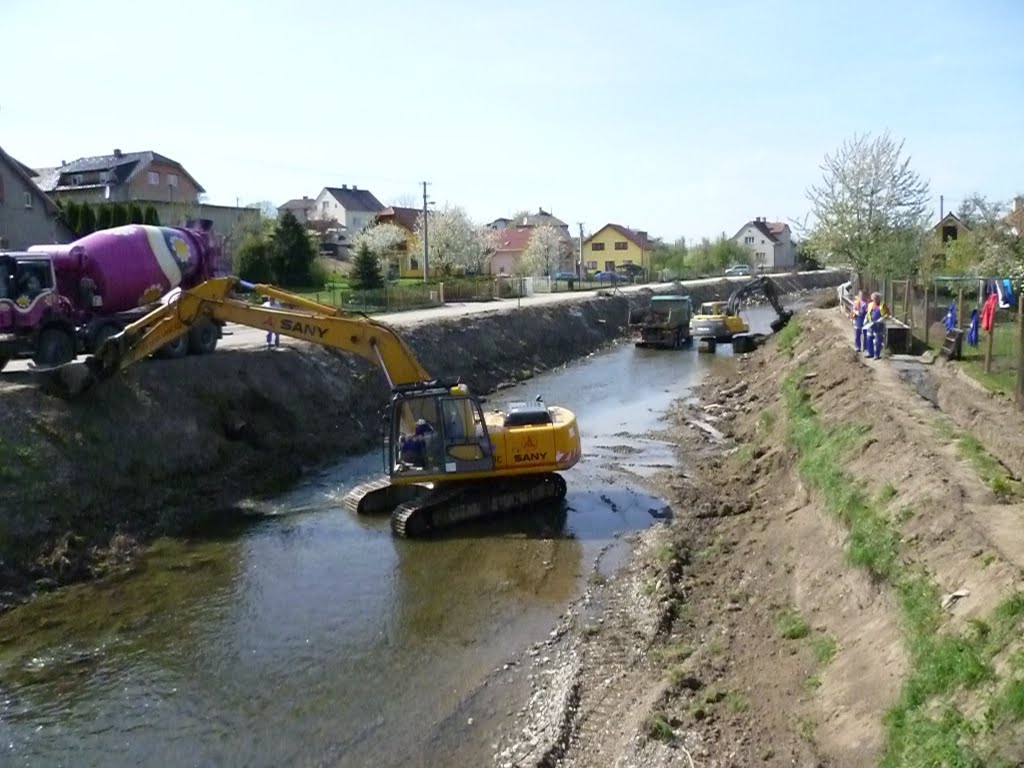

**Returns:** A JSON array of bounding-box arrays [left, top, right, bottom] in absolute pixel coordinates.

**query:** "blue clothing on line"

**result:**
[[967, 309, 980, 347]]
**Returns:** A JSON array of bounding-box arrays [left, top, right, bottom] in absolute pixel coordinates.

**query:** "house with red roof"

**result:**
[[491, 226, 534, 275], [731, 217, 796, 270]]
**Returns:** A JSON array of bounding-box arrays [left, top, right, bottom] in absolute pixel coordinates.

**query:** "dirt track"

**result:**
[[494, 307, 1024, 767]]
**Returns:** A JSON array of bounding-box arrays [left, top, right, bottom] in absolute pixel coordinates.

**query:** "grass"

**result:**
[[776, 317, 802, 356], [935, 420, 1024, 497], [644, 712, 674, 742], [724, 690, 750, 713], [732, 444, 755, 464], [758, 409, 777, 433], [956, 316, 1020, 397], [812, 634, 839, 664], [777, 607, 811, 640], [778, 331, 1024, 765]]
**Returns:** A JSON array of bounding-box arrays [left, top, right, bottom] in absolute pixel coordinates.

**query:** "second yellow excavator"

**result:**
[[40, 277, 582, 537]]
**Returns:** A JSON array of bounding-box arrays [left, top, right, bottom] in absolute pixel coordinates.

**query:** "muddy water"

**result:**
[[0, 305, 783, 768]]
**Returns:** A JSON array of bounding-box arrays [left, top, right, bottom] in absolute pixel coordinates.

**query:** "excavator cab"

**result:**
[[387, 382, 495, 478]]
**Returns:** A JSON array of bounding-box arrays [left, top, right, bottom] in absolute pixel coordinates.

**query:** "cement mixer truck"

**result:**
[[0, 220, 224, 370]]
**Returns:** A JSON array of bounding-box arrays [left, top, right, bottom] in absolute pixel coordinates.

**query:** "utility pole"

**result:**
[[577, 223, 584, 282], [421, 181, 431, 282]]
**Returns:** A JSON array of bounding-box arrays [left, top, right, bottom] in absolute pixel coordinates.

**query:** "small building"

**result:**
[[491, 227, 533, 275], [310, 185, 385, 255], [582, 223, 651, 275], [1006, 197, 1024, 236], [33, 149, 205, 206], [933, 211, 970, 243], [488, 208, 569, 233], [0, 145, 74, 249], [375, 206, 429, 278], [277, 196, 316, 223], [731, 217, 796, 270]]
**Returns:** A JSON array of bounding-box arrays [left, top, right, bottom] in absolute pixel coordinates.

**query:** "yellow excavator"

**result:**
[[39, 276, 582, 538]]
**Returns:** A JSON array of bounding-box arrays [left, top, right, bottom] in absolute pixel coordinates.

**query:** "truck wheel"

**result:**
[[187, 320, 219, 355], [34, 327, 76, 367], [156, 335, 189, 359]]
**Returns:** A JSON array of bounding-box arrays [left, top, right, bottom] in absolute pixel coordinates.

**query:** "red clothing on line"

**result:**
[[980, 293, 998, 333]]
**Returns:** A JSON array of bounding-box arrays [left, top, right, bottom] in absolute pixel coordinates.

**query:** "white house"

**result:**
[[731, 217, 796, 270], [310, 185, 385, 252]]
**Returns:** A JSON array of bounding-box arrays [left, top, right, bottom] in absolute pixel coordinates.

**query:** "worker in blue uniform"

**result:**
[[866, 292, 889, 359]]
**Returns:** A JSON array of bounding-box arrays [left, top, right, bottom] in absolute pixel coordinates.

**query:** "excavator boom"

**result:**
[[38, 276, 580, 539], [68, 276, 431, 393]]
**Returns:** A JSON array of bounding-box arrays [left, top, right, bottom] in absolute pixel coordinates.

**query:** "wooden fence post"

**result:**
[[903, 280, 911, 325], [924, 283, 931, 347], [958, 287, 965, 329]]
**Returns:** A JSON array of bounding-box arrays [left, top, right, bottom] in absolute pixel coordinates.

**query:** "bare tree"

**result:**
[[519, 224, 562, 276], [805, 131, 931, 277]]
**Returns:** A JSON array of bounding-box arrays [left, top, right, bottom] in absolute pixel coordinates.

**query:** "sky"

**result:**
[[2, 0, 1022, 242]]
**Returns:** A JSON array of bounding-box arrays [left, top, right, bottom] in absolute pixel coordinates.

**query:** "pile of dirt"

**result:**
[[495, 306, 1024, 767]]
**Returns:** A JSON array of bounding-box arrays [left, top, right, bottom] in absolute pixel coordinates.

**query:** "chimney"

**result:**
[[302, 195, 309, 200], [352, 184, 358, 190], [113, 148, 122, 158], [342, 184, 348, 190], [1015, 196, 1023, 213]]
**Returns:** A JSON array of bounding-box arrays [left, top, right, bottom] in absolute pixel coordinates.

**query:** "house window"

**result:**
[[410, 257, 419, 270], [72, 174, 84, 186], [24, 191, 32, 209], [148, 171, 160, 185], [592, 242, 605, 251], [168, 173, 178, 187], [622, 259, 633, 265], [99, 171, 110, 183], [614, 241, 628, 250], [586, 260, 597, 269], [756, 251, 766, 260], [322, 201, 329, 213], [604, 260, 615, 272], [744, 236, 754, 245]]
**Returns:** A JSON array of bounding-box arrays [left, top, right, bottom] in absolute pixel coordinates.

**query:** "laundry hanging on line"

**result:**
[[944, 301, 957, 333], [967, 308, 980, 347]]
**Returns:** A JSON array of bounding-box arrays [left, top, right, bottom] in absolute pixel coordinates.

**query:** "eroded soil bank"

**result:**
[[494, 305, 1024, 768], [0, 272, 844, 608]]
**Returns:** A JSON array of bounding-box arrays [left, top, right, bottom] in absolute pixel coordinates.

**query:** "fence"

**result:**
[[856, 275, 1024, 406], [304, 282, 444, 313]]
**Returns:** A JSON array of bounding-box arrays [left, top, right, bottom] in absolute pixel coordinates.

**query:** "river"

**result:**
[[0, 305, 787, 768]]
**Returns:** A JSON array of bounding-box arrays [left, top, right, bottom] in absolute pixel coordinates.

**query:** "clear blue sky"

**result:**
[[2, 0, 1021, 242]]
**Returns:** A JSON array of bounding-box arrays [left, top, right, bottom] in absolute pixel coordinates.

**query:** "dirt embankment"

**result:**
[[0, 272, 846, 608], [495, 306, 1024, 768]]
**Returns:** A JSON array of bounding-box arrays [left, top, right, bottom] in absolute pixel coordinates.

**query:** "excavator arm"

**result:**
[[726, 276, 793, 332], [46, 276, 433, 396]]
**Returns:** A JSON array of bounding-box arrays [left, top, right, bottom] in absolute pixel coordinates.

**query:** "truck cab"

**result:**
[[0, 253, 75, 370]]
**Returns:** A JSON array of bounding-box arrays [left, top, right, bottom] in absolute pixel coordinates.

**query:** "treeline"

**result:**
[[235, 210, 327, 288], [57, 200, 161, 238]]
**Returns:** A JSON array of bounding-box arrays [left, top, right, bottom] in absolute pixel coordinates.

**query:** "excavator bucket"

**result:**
[[770, 310, 794, 334], [30, 357, 104, 399]]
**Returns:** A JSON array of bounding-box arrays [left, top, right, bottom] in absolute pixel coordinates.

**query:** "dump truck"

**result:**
[[0, 221, 223, 370], [627, 294, 693, 348]]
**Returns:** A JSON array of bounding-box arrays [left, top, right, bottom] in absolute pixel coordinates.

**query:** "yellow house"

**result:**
[[582, 223, 651, 276], [375, 206, 436, 278]]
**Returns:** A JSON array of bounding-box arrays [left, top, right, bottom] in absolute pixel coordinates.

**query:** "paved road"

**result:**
[[2, 271, 838, 373]]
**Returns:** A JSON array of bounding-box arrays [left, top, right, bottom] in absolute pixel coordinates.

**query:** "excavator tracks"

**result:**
[[342, 472, 568, 538], [390, 473, 567, 538]]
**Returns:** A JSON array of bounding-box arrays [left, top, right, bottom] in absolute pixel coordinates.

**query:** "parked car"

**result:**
[[593, 271, 624, 282], [553, 271, 578, 282], [724, 264, 753, 276]]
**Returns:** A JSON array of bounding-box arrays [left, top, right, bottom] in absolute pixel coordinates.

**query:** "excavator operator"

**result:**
[[399, 418, 435, 469]]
